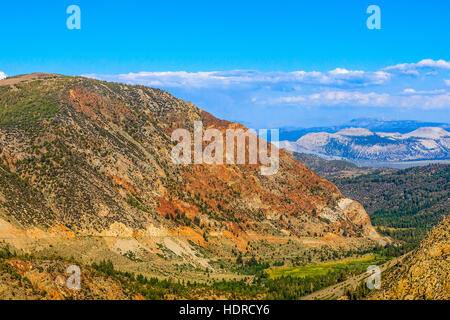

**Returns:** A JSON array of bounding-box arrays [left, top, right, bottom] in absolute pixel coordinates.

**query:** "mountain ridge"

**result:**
[[279, 126, 450, 163], [0, 73, 386, 278], [279, 118, 450, 142]]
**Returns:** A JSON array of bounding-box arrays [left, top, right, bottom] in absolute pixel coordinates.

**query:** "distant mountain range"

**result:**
[[279, 126, 450, 163], [279, 118, 450, 141]]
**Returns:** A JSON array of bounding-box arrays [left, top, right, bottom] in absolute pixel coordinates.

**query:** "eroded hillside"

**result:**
[[370, 216, 449, 300], [0, 73, 385, 278]]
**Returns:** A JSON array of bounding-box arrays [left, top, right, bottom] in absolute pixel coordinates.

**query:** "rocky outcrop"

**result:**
[[0, 257, 131, 300], [370, 216, 449, 300]]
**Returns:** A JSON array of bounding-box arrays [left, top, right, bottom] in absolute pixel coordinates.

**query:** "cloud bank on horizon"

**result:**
[[0, 72, 7, 80], [84, 59, 450, 128]]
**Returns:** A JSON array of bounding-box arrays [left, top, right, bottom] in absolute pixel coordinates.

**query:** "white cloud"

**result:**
[[83, 59, 450, 90], [82, 59, 450, 114], [401, 88, 446, 96], [417, 59, 450, 69], [84, 68, 390, 89], [272, 90, 450, 109], [273, 91, 390, 107], [383, 59, 450, 76], [0, 71, 7, 80]]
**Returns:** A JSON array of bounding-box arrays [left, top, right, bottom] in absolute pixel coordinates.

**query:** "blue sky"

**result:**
[[1, 1, 449, 127]]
